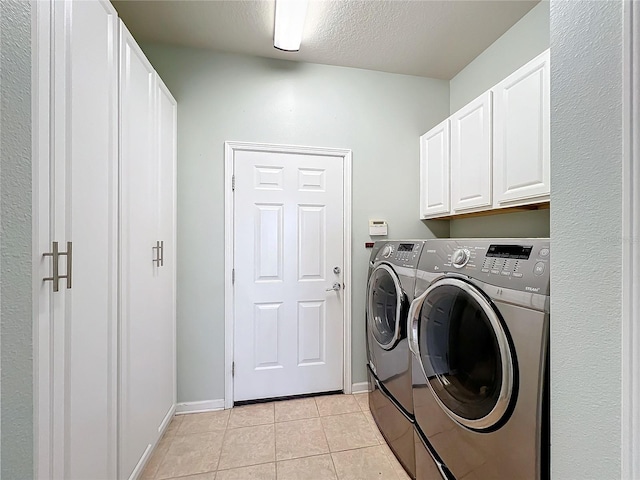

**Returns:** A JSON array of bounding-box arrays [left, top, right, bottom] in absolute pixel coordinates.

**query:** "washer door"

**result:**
[[408, 277, 516, 431], [367, 264, 406, 350]]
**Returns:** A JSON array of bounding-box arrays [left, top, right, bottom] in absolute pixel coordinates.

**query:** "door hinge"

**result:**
[[232, 175, 235, 191], [232, 361, 235, 377], [232, 268, 235, 284]]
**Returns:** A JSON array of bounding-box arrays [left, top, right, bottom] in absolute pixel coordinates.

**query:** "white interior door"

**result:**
[[233, 148, 345, 402]]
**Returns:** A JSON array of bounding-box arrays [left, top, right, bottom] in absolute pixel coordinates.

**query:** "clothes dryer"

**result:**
[[408, 239, 550, 480], [366, 240, 425, 479]]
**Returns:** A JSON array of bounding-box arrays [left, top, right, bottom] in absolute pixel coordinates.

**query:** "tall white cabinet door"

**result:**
[[37, 0, 119, 478], [119, 23, 159, 480], [420, 120, 450, 218], [493, 50, 550, 205], [450, 91, 493, 212], [150, 77, 177, 442]]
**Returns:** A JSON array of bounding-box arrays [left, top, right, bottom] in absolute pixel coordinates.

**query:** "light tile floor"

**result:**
[[141, 393, 411, 480]]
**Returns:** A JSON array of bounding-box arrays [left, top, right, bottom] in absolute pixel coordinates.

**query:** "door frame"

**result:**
[[223, 141, 352, 409], [622, 0, 640, 477]]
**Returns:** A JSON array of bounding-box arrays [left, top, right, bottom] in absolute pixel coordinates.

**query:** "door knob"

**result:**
[[326, 282, 341, 292]]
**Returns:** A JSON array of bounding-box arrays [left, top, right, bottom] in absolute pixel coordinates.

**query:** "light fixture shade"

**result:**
[[274, 0, 309, 51]]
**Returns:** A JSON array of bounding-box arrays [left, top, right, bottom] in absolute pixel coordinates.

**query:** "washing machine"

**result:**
[[366, 240, 425, 479], [408, 239, 550, 480]]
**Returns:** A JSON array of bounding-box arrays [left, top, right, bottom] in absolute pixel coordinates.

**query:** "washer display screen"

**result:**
[[486, 244, 532, 259]]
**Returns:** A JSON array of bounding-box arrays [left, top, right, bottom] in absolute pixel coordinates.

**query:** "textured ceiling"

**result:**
[[113, 0, 539, 80]]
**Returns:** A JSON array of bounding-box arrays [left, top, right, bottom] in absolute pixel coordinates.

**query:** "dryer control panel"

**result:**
[[419, 239, 550, 295]]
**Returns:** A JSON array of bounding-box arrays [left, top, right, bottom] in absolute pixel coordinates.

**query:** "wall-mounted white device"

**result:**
[[369, 220, 388, 236]]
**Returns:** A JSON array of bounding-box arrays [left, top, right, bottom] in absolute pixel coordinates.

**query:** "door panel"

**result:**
[[119, 23, 157, 478], [493, 50, 550, 205], [420, 120, 450, 218], [46, 1, 119, 477], [451, 92, 492, 212], [234, 149, 344, 401]]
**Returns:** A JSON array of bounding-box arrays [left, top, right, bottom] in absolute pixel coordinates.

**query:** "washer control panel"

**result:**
[[419, 239, 550, 295], [372, 241, 424, 268], [452, 248, 471, 268]]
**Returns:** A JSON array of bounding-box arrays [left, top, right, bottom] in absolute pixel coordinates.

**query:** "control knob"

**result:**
[[452, 248, 470, 268], [381, 244, 394, 258]]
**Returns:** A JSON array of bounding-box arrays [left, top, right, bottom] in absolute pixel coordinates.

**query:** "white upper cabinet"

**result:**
[[420, 120, 450, 218], [418, 49, 550, 219], [450, 91, 492, 213], [493, 49, 550, 206]]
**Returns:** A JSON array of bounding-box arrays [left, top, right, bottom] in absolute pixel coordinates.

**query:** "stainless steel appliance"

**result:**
[[366, 240, 426, 479], [409, 239, 550, 479]]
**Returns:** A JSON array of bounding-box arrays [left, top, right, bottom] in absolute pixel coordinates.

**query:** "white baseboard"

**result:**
[[175, 399, 225, 415], [351, 382, 370, 394]]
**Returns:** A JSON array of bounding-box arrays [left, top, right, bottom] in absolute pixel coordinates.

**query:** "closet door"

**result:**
[[119, 22, 159, 479], [36, 0, 119, 478], [149, 77, 177, 445]]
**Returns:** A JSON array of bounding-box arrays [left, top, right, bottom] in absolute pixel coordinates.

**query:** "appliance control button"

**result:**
[[452, 248, 470, 268], [481, 269, 490, 273], [534, 262, 546, 275], [382, 245, 394, 258], [539, 248, 550, 257], [513, 272, 524, 278], [501, 271, 511, 276], [491, 269, 500, 275]]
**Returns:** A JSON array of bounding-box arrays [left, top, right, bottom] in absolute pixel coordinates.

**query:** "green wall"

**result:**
[[142, 45, 450, 403], [0, 0, 34, 477], [550, 0, 623, 477]]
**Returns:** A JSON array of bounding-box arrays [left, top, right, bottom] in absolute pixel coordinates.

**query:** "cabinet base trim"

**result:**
[[425, 201, 549, 220], [175, 399, 225, 414]]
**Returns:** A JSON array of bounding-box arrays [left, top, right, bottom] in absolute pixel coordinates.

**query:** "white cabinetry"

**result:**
[[119, 23, 177, 480], [35, 3, 176, 480], [35, 1, 119, 478], [450, 92, 492, 213], [419, 49, 550, 219], [493, 50, 550, 206], [419, 120, 450, 217]]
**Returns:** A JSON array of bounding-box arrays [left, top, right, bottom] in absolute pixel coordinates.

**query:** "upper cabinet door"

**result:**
[[493, 49, 550, 206], [450, 91, 493, 212], [420, 120, 450, 218]]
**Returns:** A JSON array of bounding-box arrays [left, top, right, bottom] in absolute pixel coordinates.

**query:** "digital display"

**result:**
[[486, 244, 533, 259], [398, 243, 414, 252]]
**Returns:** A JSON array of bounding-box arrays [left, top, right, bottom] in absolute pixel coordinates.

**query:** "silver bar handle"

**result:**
[[153, 240, 163, 267], [43, 241, 72, 292]]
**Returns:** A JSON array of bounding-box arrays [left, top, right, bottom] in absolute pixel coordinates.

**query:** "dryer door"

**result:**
[[367, 264, 406, 350], [408, 277, 516, 431]]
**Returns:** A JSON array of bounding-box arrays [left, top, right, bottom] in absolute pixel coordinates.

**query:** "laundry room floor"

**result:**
[[140, 393, 410, 480]]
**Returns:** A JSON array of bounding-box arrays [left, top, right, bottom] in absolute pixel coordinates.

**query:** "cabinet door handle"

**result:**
[[152, 240, 164, 267], [43, 241, 72, 292]]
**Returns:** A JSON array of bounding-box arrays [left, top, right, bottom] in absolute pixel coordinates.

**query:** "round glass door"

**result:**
[[367, 264, 405, 350], [415, 277, 515, 430]]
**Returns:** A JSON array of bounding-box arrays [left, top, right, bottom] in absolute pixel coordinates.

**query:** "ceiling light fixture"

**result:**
[[273, 0, 309, 52]]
